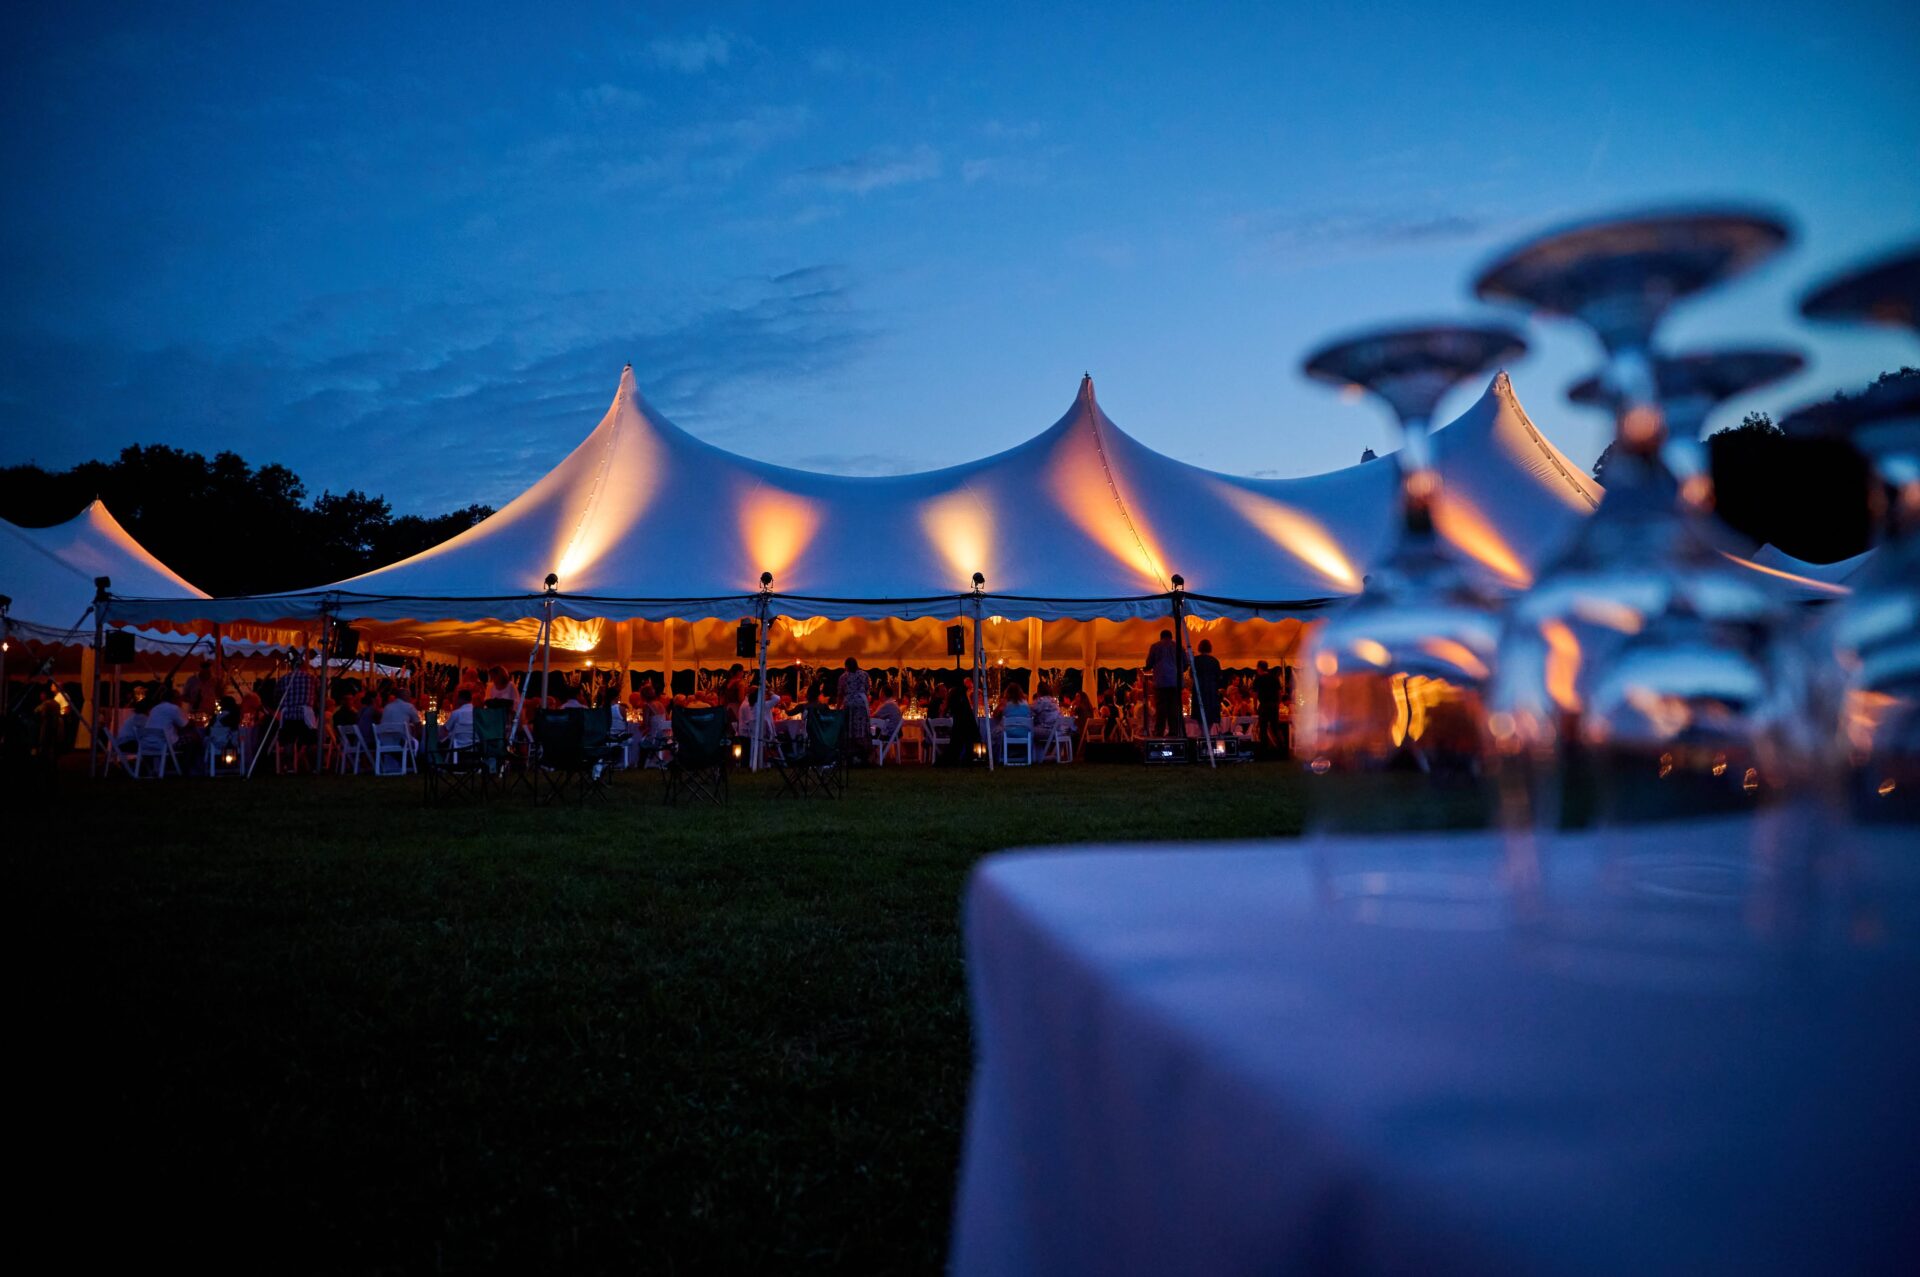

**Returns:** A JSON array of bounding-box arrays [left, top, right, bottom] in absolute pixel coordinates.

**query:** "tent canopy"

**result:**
[[111, 366, 1603, 642], [2, 500, 206, 644]]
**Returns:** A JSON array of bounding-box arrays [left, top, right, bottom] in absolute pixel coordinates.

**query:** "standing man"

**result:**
[[1253, 659, 1285, 755], [278, 651, 320, 753], [1144, 629, 1183, 739], [1191, 639, 1223, 735]]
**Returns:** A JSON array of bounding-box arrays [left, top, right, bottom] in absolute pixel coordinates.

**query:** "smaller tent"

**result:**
[[2, 500, 206, 645]]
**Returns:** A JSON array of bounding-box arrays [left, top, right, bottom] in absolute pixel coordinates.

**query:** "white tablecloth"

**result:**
[[952, 817, 1920, 1275]]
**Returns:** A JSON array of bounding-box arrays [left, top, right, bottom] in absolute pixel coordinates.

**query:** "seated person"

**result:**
[[1031, 682, 1060, 734], [1000, 685, 1033, 734], [146, 687, 189, 745], [871, 691, 904, 738], [379, 687, 423, 730], [443, 688, 477, 749], [115, 697, 152, 752]]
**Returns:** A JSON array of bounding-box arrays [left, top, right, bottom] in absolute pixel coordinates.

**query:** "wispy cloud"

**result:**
[[790, 144, 942, 194], [789, 451, 924, 475], [573, 83, 650, 113], [0, 269, 878, 513], [979, 119, 1042, 140], [641, 29, 734, 74], [1231, 204, 1500, 263]]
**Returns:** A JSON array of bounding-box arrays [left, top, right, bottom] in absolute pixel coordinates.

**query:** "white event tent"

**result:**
[[112, 367, 1612, 675], [107, 365, 1847, 702]]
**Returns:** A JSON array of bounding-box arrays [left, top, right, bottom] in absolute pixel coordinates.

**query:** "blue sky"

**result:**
[[3, 1, 1916, 513]]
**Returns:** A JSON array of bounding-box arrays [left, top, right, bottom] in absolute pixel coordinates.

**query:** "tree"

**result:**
[[0, 450, 493, 595]]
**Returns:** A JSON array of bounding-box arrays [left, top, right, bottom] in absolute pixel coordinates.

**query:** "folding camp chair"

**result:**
[[420, 711, 486, 804], [473, 705, 520, 793], [773, 707, 848, 799], [663, 706, 730, 805], [533, 708, 620, 804]]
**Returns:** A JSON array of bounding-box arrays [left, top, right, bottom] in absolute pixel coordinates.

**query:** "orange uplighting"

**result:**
[[1046, 430, 1170, 590], [1570, 598, 1645, 634], [551, 402, 665, 586], [549, 617, 606, 653], [1417, 637, 1490, 682], [921, 489, 996, 587], [1433, 492, 1531, 589], [1213, 483, 1360, 591], [1542, 619, 1581, 713], [740, 485, 821, 586], [1352, 638, 1391, 667]]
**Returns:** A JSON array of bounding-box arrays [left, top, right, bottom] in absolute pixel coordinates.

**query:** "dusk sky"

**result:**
[[4, 1, 1916, 515]]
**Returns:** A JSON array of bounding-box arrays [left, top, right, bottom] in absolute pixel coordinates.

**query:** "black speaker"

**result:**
[[331, 623, 360, 659], [736, 620, 758, 658], [103, 631, 136, 665], [946, 625, 966, 656]]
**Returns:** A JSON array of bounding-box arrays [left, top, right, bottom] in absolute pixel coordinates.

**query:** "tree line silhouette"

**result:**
[[0, 446, 492, 596], [1590, 366, 1913, 564]]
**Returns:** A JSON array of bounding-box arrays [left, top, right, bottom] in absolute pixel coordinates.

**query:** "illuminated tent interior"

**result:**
[[108, 365, 1837, 687]]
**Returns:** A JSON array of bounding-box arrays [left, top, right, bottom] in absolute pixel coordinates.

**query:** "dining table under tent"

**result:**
[[104, 364, 1845, 768]]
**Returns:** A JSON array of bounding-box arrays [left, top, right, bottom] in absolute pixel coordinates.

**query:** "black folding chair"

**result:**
[[773, 707, 847, 799], [533, 709, 586, 805], [663, 706, 730, 804], [420, 711, 485, 804]]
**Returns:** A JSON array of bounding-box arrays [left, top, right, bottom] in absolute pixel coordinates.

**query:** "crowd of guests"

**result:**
[[6, 640, 1296, 773]]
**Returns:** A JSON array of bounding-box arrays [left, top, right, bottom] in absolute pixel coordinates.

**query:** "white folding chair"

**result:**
[[334, 723, 373, 774], [926, 717, 952, 765], [374, 723, 417, 775], [1001, 725, 1033, 766], [131, 728, 179, 778], [1038, 719, 1074, 763], [872, 717, 903, 766]]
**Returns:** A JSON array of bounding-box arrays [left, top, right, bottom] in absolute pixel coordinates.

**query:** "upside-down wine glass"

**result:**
[[1560, 348, 1812, 828], [1472, 209, 1795, 832], [1299, 321, 1527, 835], [1789, 244, 1920, 827]]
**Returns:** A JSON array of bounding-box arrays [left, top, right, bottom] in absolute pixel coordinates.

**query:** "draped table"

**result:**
[[951, 816, 1920, 1275]]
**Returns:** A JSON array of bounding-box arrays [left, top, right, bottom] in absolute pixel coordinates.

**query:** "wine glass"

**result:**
[[1781, 367, 1920, 828], [1565, 350, 1810, 828], [1299, 321, 1526, 835], [1800, 245, 1920, 333], [1472, 209, 1794, 831]]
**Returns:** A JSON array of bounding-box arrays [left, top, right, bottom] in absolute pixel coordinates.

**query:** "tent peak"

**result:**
[[1079, 372, 1096, 405]]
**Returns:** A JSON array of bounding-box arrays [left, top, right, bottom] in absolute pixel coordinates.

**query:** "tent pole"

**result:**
[[751, 590, 772, 772], [973, 592, 992, 772], [316, 603, 333, 775], [87, 583, 108, 778], [1171, 584, 1216, 770], [663, 617, 676, 698], [1082, 620, 1097, 710], [540, 594, 554, 708]]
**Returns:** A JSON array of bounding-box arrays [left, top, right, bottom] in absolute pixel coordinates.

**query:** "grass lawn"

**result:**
[[14, 759, 1308, 1273]]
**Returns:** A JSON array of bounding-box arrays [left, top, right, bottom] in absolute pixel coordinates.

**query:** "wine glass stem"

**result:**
[[1397, 412, 1438, 538], [1602, 343, 1668, 494]]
